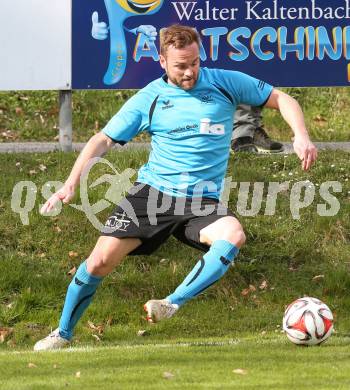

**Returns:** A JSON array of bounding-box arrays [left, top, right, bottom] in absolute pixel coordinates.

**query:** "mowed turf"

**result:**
[[1, 336, 350, 389], [0, 149, 349, 388]]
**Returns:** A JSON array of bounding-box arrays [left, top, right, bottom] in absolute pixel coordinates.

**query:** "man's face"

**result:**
[[160, 42, 200, 90]]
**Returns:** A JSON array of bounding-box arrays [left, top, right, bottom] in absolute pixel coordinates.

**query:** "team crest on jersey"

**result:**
[[198, 92, 215, 104]]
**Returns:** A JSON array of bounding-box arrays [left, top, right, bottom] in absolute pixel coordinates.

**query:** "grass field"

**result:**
[[0, 149, 349, 388], [1, 336, 350, 389], [1, 87, 350, 142]]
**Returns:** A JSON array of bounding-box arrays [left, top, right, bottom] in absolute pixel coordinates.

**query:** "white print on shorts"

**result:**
[[105, 212, 131, 231]]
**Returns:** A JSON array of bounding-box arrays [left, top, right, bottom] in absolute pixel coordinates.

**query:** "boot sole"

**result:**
[[255, 146, 284, 154]]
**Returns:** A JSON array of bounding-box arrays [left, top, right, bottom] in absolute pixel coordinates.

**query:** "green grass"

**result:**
[[0, 149, 349, 388], [1, 88, 350, 142], [0, 150, 349, 341], [1, 336, 350, 389]]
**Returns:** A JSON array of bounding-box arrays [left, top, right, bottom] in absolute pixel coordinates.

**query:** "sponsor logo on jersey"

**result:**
[[200, 118, 225, 135], [162, 99, 174, 110], [169, 123, 199, 134], [169, 119, 225, 136]]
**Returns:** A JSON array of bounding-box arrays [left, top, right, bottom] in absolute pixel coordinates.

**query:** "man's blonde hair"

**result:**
[[160, 24, 200, 56]]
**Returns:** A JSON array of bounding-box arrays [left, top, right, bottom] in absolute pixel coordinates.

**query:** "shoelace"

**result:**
[[256, 127, 269, 139], [49, 330, 60, 338], [160, 303, 176, 316]]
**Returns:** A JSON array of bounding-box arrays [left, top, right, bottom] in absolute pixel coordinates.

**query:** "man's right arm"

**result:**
[[40, 132, 114, 214]]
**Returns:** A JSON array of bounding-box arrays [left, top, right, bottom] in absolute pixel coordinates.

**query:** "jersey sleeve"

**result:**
[[102, 91, 150, 144], [213, 69, 273, 107]]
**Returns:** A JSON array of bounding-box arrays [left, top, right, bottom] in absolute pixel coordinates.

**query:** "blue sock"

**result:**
[[166, 240, 239, 307], [59, 261, 102, 340]]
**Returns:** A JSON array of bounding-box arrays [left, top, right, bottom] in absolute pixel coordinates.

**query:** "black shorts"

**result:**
[[101, 183, 236, 255]]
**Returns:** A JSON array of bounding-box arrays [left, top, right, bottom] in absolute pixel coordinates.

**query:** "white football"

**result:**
[[283, 297, 333, 345]]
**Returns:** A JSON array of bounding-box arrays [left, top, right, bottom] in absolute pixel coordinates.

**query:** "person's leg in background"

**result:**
[[232, 104, 284, 153]]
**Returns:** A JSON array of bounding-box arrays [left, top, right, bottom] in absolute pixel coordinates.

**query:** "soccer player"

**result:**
[[34, 24, 317, 350]]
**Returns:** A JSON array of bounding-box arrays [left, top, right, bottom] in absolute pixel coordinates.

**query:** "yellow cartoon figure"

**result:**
[[116, 0, 163, 14]]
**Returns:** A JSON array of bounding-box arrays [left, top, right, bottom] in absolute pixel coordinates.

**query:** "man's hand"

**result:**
[[265, 89, 318, 171], [293, 136, 318, 171], [40, 184, 75, 214], [91, 11, 109, 40], [40, 133, 113, 216]]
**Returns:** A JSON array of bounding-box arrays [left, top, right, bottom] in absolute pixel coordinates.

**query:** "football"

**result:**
[[282, 297, 333, 345]]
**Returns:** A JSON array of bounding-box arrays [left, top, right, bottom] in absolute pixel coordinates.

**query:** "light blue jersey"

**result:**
[[102, 67, 273, 199]]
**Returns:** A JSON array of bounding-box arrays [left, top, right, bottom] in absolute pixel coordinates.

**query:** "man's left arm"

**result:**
[[265, 89, 317, 171]]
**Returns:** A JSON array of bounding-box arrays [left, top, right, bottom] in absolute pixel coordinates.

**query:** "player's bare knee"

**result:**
[[219, 218, 246, 247], [231, 228, 246, 248], [86, 248, 118, 276], [200, 217, 245, 247]]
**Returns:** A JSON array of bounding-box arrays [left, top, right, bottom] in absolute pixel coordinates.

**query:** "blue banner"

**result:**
[[72, 0, 350, 89]]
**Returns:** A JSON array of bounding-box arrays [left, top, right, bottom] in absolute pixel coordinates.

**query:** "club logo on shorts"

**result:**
[[104, 212, 131, 231]]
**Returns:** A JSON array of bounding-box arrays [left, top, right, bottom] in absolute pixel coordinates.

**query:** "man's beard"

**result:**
[[167, 73, 196, 90]]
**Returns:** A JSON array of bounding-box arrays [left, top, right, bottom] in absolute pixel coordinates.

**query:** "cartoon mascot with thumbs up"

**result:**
[[91, 0, 164, 85]]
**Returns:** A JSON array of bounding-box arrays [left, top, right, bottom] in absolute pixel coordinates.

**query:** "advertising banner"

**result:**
[[72, 0, 350, 89]]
